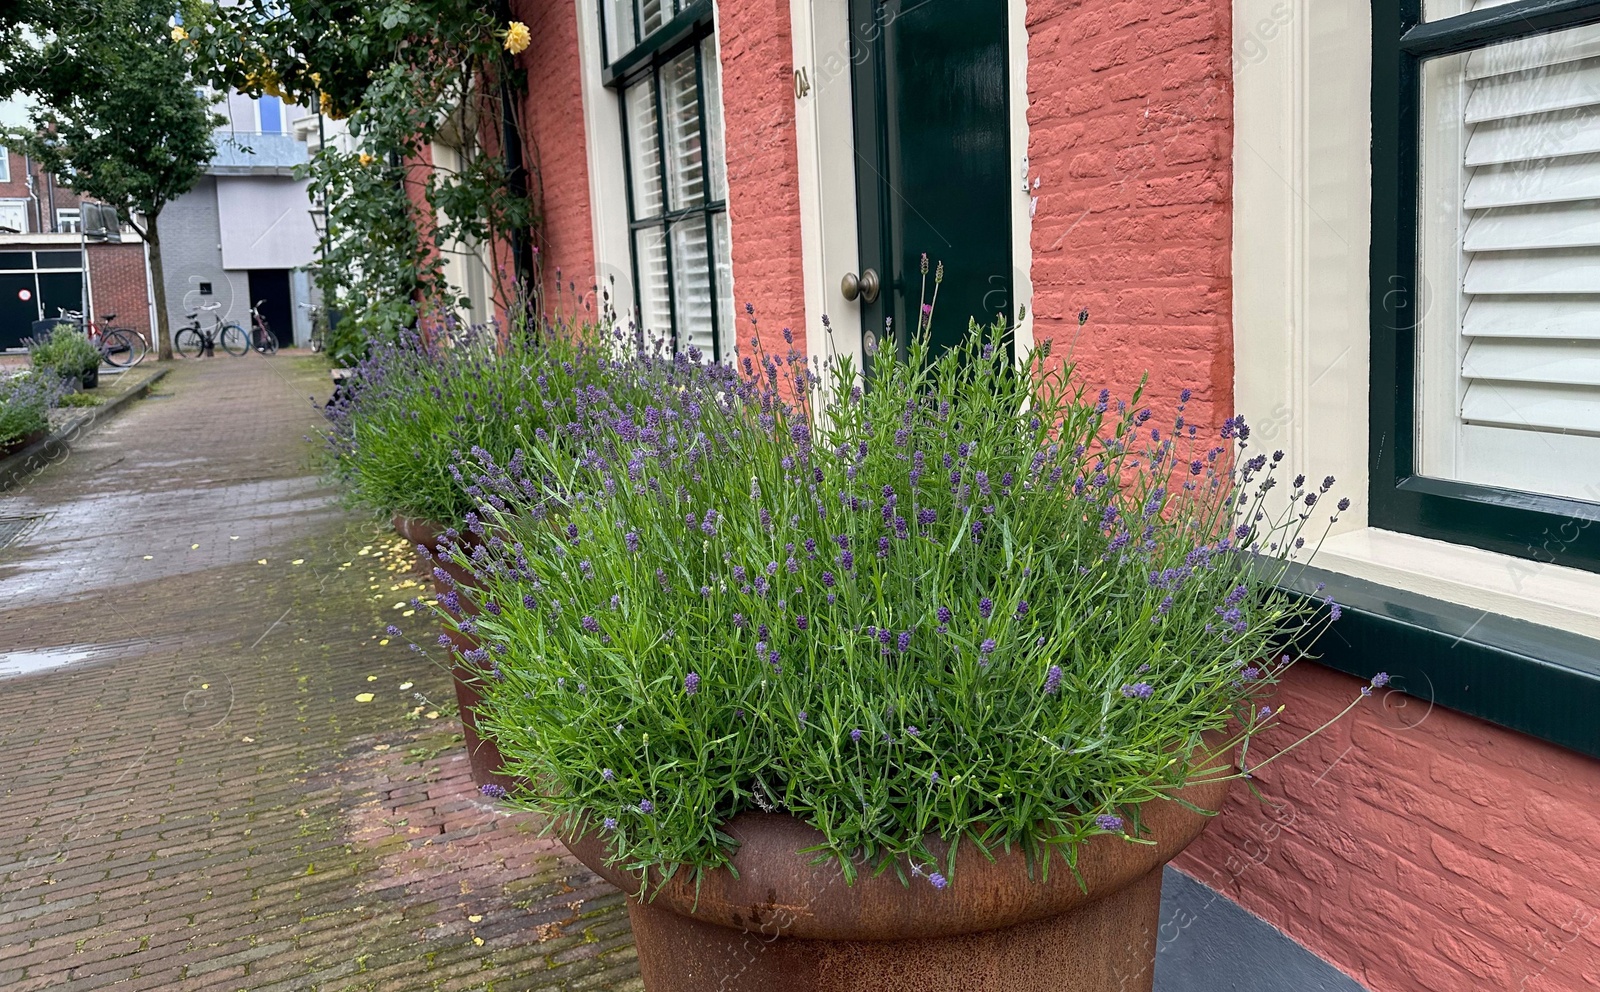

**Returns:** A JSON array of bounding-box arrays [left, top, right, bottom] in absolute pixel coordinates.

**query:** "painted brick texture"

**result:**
[[87, 243, 151, 343], [1176, 664, 1600, 992], [1024, 0, 1234, 434], [715, 0, 807, 358], [513, 0, 597, 316]]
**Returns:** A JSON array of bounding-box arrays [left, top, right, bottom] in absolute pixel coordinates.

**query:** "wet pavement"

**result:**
[[0, 357, 642, 991]]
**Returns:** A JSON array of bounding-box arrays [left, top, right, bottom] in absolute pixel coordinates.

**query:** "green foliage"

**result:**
[[451, 324, 1360, 887], [321, 320, 613, 526], [185, 0, 539, 354], [28, 325, 102, 379], [56, 392, 104, 409], [0, 374, 61, 446], [0, 0, 222, 359]]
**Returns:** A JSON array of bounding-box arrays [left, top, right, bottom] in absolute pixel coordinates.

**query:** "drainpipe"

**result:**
[[23, 154, 40, 234], [495, 0, 535, 306]]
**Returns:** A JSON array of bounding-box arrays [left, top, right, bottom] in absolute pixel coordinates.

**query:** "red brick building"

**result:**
[[0, 144, 154, 349], [495, 2, 1600, 990]]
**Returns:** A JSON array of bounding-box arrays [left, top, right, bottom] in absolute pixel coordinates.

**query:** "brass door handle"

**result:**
[[841, 268, 880, 304]]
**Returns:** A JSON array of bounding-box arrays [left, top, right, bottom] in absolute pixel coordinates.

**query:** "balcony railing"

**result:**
[[208, 131, 309, 175]]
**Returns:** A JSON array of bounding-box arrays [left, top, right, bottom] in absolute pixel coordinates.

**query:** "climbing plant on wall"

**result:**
[[181, 0, 540, 355]]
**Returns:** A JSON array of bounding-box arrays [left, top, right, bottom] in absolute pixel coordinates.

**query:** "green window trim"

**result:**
[[1370, 0, 1600, 573], [1289, 565, 1600, 759]]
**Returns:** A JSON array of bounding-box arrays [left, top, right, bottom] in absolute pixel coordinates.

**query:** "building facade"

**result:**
[[0, 144, 155, 351], [508, 0, 1600, 989], [157, 90, 319, 348]]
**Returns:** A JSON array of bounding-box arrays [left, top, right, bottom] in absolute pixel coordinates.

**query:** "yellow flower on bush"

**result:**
[[504, 21, 531, 55], [359, 153, 374, 166], [171, 26, 188, 42]]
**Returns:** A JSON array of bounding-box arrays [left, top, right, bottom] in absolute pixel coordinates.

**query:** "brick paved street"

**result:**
[[0, 357, 642, 991]]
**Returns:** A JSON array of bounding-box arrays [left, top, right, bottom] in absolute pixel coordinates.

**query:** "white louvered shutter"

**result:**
[[1422, 15, 1600, 504]]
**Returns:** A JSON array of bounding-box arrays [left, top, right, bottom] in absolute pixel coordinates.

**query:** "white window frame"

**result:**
[[0, 147, 10, 183]]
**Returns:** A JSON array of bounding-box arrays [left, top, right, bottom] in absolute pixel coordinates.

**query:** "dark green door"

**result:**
[[848, 0, 1012, 361]]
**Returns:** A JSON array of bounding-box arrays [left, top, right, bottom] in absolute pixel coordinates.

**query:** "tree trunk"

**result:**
[[146, 211, 174, 361]]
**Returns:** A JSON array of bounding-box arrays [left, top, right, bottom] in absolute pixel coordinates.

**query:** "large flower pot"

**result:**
[[562, 757, 1231, 992], [392, 513, 514, 792]]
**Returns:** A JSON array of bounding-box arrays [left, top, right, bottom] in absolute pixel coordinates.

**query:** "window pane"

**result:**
[[258, 95, 282, 133], [661, 50, 705, 212], [626, 76, 664, 220], [714, 210, 734, 356], [605, 0, 637, 61], [1417, 23, 1600, 504], [670, 216, 714, 357], [635, 226, 672, 344], [701, 36, 727, 202]]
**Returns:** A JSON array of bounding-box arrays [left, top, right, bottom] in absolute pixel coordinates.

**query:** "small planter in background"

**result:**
[[81, 367, 99, 390], [392, 513, 515, 794]]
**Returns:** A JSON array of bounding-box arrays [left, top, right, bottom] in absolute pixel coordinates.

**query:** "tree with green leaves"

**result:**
[[1, 0, 220, 360], [183, 0, 539, 352]]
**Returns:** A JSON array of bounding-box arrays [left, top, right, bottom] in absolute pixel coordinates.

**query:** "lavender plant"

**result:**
[[0, 372, 62, 446], [321, 318, 612, 525], [448, 317, 1370, 888]]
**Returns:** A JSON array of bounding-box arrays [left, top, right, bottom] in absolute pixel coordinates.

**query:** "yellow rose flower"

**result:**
[[504, 21, 531, 55], [170, 26, 188, 42], [359, 153, 374, 166]]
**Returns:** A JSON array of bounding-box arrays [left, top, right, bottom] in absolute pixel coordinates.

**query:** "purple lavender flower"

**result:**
[[603, 817, 618, 830], [684, 672, 701, 695], [602, 768, 615, 781], [386, 624, 401, 637], [625, 531, 640, 553], [1043, 665, 1063, 695], [821, 570, 837, 588], [850, 728, 863, 742], [1121, 682, 1154, 699], [480, 784, 508, 799], [798, 711, 807, 725], [581, 616, 600, 634], [936, 606, 952, 625], [638, 799, 654, 814], [979, 638, 996, 656], [979, 597, 994, 619], [1096, 814, 1124, 832], [523, 594, 537, 609], [796, 614, 809, 630], [1014, 600, 1029, 619], [928, 872, 948, 890]]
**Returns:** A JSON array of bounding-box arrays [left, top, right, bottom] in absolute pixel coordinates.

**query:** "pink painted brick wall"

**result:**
[[1177, 664, 1600, 992], [513, 0, 597, 319], [714, 0, 807, 359], [1024, 0, 1234, 434]]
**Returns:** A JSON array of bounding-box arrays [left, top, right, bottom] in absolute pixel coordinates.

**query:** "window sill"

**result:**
[[1313, 526, 1600, 640], [1286, 528, 1600, 759]]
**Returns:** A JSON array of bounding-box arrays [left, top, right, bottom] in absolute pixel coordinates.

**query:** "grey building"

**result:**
[[159, 90, 317, 347]]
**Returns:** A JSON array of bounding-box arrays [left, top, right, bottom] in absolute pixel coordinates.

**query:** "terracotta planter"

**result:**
[[563, 754, 1231, 992], [392, 513, 514, 792]]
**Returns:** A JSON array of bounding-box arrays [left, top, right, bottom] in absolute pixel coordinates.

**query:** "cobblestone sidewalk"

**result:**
[[0, 357, 642, 991]]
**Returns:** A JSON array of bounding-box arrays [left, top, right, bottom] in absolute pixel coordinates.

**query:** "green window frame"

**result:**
[[1371, 0, 1600, 574], [598, 0, 732, 361]]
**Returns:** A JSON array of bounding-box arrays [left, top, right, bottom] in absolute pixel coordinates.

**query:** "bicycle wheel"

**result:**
[[219, 323, 249, 356], [101, 329, 145, 368], [174, 327, 204, 358], [253, 322, 278, 355]]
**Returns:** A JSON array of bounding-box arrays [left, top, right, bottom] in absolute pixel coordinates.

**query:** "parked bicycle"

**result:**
[[174, 303, 249, 358], [247, 299, 278, 356], [56, 308, 146, 368], [299, 302, 325, 354]]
